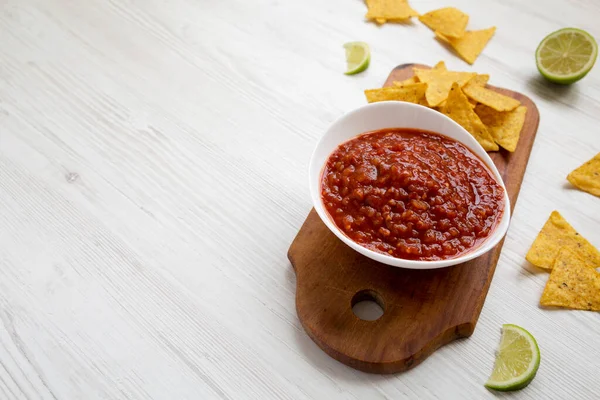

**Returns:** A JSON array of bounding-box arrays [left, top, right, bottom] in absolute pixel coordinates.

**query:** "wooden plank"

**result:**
[[288, 63, 540, 374]]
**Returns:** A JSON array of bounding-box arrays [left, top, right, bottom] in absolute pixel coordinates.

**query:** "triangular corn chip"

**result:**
[[366, 0, 419, 23], [432, 60, 447, 71], [419, 7, 468, 38], [440, 83, 498, 151], [476, 105, 526, 152], [463, 85, 520, 112], [437, 27, 496, 64], [467, 74, 490, 87], [393, 76, 419, 87], [540, 247, 600, 311], [364, 83, 427, 104], [526, 211, 600, 270], [567, 153, 600, 197], [413, 67, 476, 107]]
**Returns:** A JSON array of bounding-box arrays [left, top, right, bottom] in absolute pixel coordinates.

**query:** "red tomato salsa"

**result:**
[[321, 128, 505, 261]]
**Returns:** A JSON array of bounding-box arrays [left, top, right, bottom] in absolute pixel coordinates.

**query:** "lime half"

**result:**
[[344, 42, 370, 75], [536, 28, 598, 84], [485, 324, 541, 392]]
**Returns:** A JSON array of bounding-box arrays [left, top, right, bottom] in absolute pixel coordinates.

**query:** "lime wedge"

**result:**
[[344, 42, 370, 75], [485, 324, 541, 392], [536, 28, 598, 84]]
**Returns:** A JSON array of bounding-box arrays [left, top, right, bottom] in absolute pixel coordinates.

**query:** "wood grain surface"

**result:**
[[1, 0, 600, 398], [288, 63, 540, 373]]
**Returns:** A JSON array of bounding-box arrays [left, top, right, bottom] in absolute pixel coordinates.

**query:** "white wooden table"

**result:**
[[1, 0, 599, 398]]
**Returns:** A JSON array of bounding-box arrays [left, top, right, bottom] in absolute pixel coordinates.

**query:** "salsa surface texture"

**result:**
[[321, 128, 505, 261]]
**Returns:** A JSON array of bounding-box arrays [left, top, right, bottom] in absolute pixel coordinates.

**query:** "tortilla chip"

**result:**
[[567, 153, 600, 197], [432, 61, 447, 71], [466, 74, 489, 87], [436, 100, 446, 110], [526, 211, 600, 270], [364, 83, 427, 104], [366, 0, 419, 23], [413, 68, 476, 107], [540, 247, 600, 311], [437, 27, 496, 64], [463, 85, 520, 112], [393, 76, 418, 87], [440, 83, 498, 151], [438, 96, 474, 110], [419, 7, 468, 38], [463, 75, 487, 109], [476, 105, 526, 152]]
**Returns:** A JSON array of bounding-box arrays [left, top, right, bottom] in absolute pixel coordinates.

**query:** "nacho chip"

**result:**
[[567, 153, 600, 197], [393, 76, 419, 87], [432, 60, 447, 71], [540, 247, 600, 311], [413, 68, 476, 107], [466, 74, 490, 87], [419, 7, 468, 38], [366, 0, 419, 23], [437, 27, 496, 64], [440, 83, 498, 151], [463, 85, 520, 112], [476, 105, 526, 152], [526, 211, 600, 270], [364, 83, 427, 104], [437, 97, 474, 110], [463, 75, 486, 109]]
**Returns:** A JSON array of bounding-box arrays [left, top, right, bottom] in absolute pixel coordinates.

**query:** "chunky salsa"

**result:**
[[321, 128, 505, 261]]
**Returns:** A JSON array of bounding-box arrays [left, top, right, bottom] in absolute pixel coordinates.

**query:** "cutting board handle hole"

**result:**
[[351, 289, 385, 321]]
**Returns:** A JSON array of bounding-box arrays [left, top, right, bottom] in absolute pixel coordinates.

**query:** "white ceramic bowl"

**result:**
[[309, 101, 511, 269]]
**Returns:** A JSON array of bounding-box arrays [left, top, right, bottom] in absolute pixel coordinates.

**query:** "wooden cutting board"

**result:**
[[288, 64, 540, 374]]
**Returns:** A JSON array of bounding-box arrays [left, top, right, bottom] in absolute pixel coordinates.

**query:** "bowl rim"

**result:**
[[308, 101, 511, 270]]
